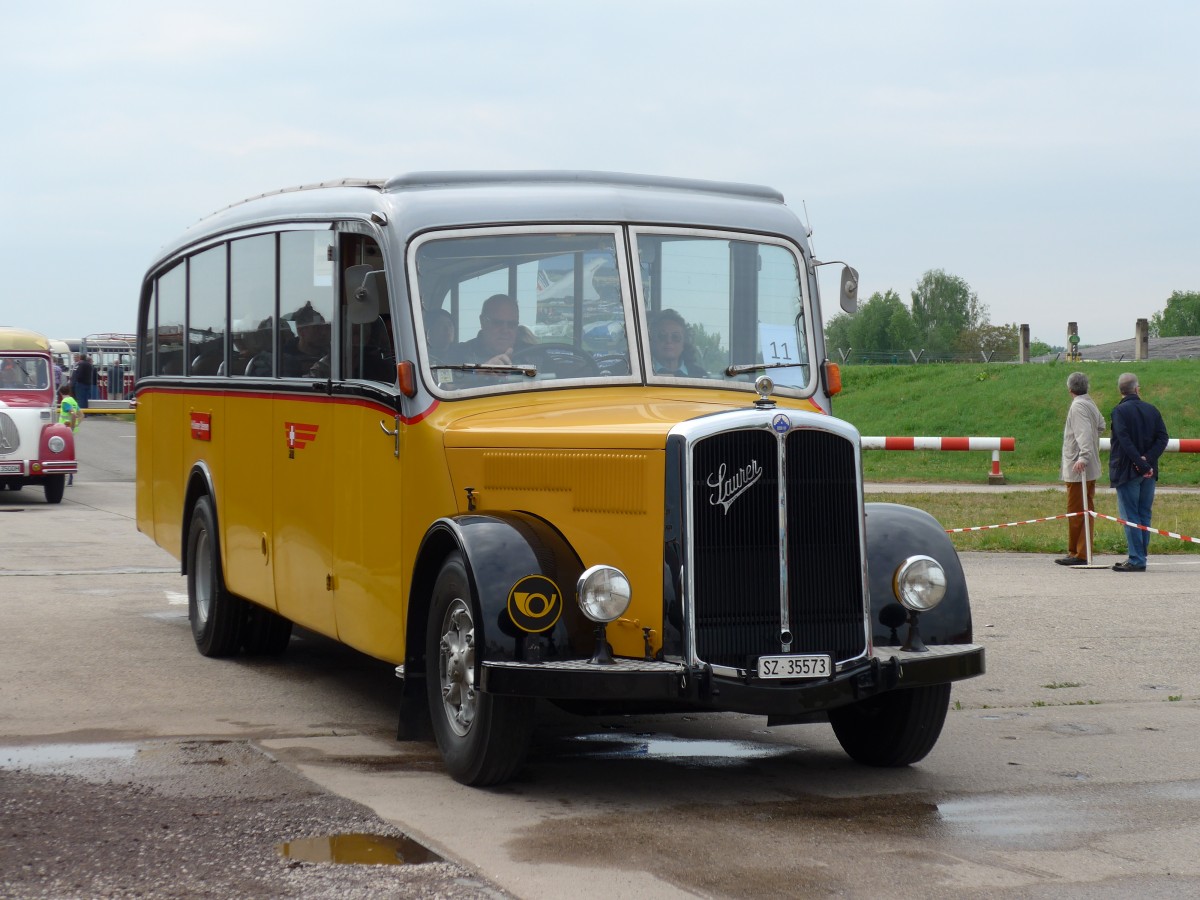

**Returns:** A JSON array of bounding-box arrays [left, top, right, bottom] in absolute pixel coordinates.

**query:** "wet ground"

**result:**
[[0, 739, 507, 899]]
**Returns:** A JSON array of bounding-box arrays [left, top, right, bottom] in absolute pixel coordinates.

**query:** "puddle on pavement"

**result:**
[[0, 742, 138, 771], [277, 833, 442, 866], [561, 732, 796, 763]]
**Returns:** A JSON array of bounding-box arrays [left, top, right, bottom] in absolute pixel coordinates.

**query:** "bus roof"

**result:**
[[0, 326, 51, 353], [148, 170, 805, 275]]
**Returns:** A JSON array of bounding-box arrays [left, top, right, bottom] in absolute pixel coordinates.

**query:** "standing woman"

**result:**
[[1056, 372, 1105, 565]]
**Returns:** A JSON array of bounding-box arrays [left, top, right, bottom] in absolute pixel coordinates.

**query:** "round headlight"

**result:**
[[576, 565, 631, 623], [48, 435, 66, 453], [893, 555, 947, 612]]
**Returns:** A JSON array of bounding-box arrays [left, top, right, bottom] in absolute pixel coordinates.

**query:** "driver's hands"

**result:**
[[483, 347, 513, 367]]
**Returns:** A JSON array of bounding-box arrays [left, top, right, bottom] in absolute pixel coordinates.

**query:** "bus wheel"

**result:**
[[186, 496, 245, 657], [829, 682, 951, 767], [44, 475, 65, 504], [425, 552, 534, 786], [242, 604, 293, 655]]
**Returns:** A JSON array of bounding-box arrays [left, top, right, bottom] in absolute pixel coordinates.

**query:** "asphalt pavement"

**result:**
[[5, 416, 1200, 898]]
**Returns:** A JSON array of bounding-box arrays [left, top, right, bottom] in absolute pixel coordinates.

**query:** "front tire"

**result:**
[[44, 475, 65, 504], [829, 683, 951, 767], [425, 552, 534, 786], [186, 496, 245, 657]]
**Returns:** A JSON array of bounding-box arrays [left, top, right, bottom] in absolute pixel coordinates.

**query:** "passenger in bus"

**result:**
[[243, 319, 276, 376], [450, 293, 521, 367], [425, 308, 456, 360], [650, 309, 706, 377], [1, 360, 27, 387], [288, 303, 331, 377]]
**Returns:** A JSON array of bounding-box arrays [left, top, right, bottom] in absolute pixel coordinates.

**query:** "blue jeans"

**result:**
[[1115, 477, 1156, 567]]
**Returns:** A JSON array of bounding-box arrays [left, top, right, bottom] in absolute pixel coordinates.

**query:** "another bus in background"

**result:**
[[53, 333, 137, 400], [0, 326, 77, 502]]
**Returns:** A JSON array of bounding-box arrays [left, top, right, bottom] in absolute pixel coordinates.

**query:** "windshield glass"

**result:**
[[412, 227, 811, 395], [635, 231, 810, 389], [0, 355, 51, 391], [414, 229, 632, 392]]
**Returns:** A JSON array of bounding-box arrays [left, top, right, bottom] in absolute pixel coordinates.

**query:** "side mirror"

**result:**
[[839, 266, 859, 314], [345, 265, 387, 324]]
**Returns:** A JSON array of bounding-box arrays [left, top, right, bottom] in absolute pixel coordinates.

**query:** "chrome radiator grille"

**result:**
[[689, 425, 866, 670]]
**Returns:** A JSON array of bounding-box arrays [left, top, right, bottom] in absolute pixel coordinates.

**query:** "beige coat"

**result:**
[[1061, 393, 1106, 482]]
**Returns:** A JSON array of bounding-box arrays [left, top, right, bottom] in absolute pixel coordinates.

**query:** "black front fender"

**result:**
[[414, 513, 590, 666], [865, 502, 972, 646]]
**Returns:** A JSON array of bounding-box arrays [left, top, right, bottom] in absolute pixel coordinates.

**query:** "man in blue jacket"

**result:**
[[1109, 373, 1169, 572]]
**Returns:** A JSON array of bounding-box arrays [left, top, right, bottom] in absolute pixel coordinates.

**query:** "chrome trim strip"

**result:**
[[483, 658, 685, 674], [777, 428, 790, 652]]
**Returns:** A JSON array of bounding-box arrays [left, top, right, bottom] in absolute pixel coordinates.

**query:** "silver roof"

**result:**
[[149, 170, 806, 272]]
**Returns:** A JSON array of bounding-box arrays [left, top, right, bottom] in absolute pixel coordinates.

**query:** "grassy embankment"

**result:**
[[834, 360, 1200, 555]]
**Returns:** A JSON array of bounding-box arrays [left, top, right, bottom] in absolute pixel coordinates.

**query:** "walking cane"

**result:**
[[1074, 468, 1108, 570]]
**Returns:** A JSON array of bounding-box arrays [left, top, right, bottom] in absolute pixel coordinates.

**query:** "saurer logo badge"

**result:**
[[707, 460, 763, 515], [285, 422, 319, 459]]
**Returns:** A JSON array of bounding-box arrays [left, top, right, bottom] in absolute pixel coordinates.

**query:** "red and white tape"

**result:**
[[1088, 511, 1200, 545], [945, 511, 1084, 533], [945, 509, 1199, 545]]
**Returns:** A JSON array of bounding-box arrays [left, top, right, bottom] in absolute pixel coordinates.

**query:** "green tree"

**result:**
[[824, 290, 917, 361], [1149, 290, 1200, 337], [954, 322, 1019, 359], [824, 311, 854, 357], [910, 270, 985, 354], [1029, 339, 1054, 357]]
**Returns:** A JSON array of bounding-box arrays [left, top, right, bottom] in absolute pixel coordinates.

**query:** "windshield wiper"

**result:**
[[430, 363, 538, 377], [724, 361, 809, 377]]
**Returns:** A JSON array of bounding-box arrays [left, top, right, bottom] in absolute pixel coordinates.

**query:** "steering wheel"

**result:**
[[511, 343, 601, 379]]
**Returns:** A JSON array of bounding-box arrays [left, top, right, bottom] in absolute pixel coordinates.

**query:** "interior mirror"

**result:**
[[345, 264, 384, 324], [840, 265, 859, 314]]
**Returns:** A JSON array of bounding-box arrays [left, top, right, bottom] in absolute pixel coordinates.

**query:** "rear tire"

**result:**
[[186, 496, 245, 657], [44, 475, 65, 504], [829, 683, 951, 767], [426, 551, 534, 785]]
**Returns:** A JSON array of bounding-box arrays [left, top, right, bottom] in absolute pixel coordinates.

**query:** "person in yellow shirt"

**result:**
[[58, 385, 80, 485]]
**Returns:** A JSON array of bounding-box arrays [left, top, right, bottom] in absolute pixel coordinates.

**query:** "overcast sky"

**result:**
[[3, 1, 1196, 348]]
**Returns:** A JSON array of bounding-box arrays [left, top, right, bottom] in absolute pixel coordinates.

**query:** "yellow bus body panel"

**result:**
[[270, 393, 337, 636], [222, 393, 275, 608], [137, 384, 821, 664]]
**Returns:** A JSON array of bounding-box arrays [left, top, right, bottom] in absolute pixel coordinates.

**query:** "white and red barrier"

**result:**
[[1099, 439, 1200, 453], [861, 436, 1015, 485]]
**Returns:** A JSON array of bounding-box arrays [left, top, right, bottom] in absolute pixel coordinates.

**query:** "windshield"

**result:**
[[635, 230, 810, 389], [413, 227, 811, 395], [0, 355, 51, 391], [414, 229, 633, 391]]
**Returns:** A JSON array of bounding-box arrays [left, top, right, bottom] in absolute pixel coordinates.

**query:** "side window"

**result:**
[[280, 232, 334, 378], [188, 244, 228, 376], [339, 235, 394, 383], [156, 263, 185, 375], [229, 235, 275, 378]]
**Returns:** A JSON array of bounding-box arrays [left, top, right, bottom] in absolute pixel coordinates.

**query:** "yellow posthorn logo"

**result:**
[[507, 575, 563, 633]]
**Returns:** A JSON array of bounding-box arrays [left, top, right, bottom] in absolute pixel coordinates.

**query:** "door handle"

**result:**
[[379, 416, 399, 458]]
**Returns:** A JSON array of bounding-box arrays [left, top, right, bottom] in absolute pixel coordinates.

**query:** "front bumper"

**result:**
[[479, 643, 984, 715]]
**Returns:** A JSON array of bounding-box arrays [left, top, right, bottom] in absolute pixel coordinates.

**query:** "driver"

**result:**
[[449, 294, 520, 366]]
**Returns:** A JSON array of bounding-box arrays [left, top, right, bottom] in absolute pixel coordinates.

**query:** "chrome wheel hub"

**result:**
[[437, 598, 476, 736]]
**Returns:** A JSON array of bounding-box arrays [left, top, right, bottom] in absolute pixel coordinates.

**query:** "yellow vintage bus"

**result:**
[[136, 172, 983, 785]]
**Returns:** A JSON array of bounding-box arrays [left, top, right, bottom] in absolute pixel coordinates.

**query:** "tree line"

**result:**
[[824, 271, 1200, 363]]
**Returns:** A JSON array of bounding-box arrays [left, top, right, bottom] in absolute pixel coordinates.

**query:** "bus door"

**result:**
[[270, 230, 338, 636], [329, 229, 407, 661]]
